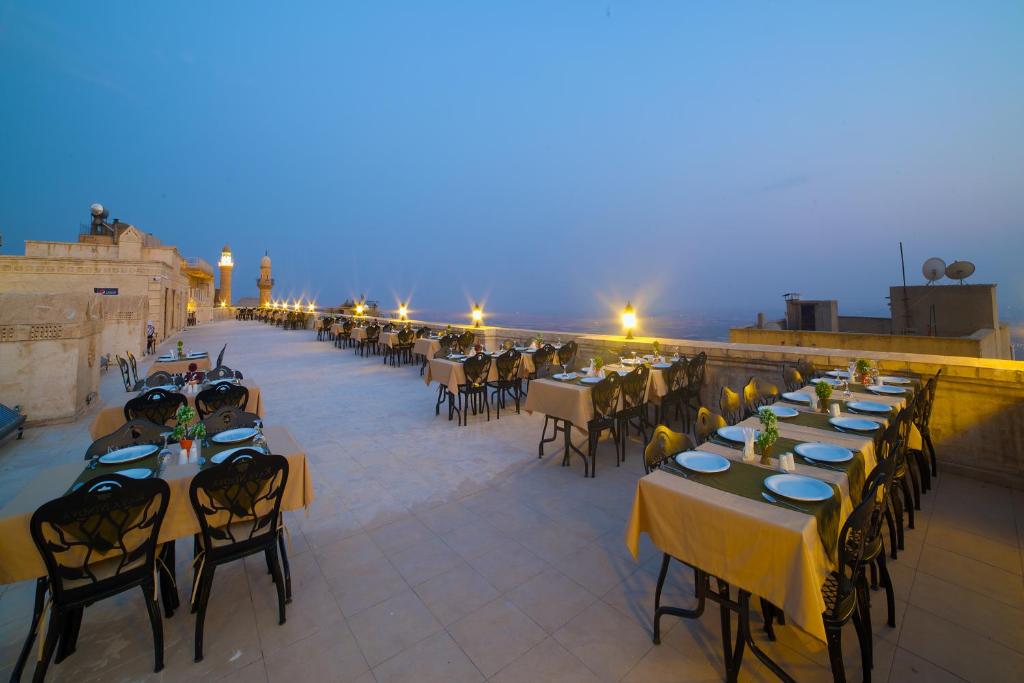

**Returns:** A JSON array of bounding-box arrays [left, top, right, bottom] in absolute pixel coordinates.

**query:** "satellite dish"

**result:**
[[945, 260, 975, 284], [90, 203, 108, 218], [922, 258, 946, 285]]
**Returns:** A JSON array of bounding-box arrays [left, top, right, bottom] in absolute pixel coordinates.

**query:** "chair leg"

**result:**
[[884, 506, 898, 560], [900, 476, 916, 529], [823, 624, 846, 683], [159, 541, 179, 618], [876, 553, 896, 627], [194, 565, 216, 662], [32, 607, 63, 683], [141, 579, 165, 672], [279, 532, 293, 602], [11, 577, 47, 682], [924, 431, 937, 476], [269, 546, 288, 625]]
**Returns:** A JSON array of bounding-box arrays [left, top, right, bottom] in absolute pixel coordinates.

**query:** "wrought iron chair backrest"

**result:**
[[397, 328, 413, 344], [831, 466, 883, 613], [796, 359, 817, 382], [126, 351, 140, 385], [555, 341, 578, 367], [124, 389, 186, 425], [30, 474, 169, 602], [782, 366, 804, 392], [196, 383, 249, 419], [85, 419, 166, 459], [719, 386, 743, 424], [216, 344, 227, 368], [365, 324, 380, 342], [590, 372, 622, 420], [463, 353, 492, 387], [458, 331, 476, 354], [144, 371, 175, 388], [644, 425, 692, 474], [686, 352, 707, 391], [532, 344, 556, 371], [206, 365, 235, 381], [382, 323, 396, 332], [667, 357, 689, 393], [917, 372, 940, 428], [742, 377, 760, 414], [202, 406, 262, 435], [416, 326, 431, 339], [758, 379, 779, 405], [117, 355, 133, 392], [695, 407, 727, 445], [189, 451, 288, 552], [621, 364, 650, 410], [495, 349, 522, 382]]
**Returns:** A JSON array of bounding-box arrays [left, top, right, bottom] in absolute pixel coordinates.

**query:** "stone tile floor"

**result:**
[[1, 320, 1022, 682]]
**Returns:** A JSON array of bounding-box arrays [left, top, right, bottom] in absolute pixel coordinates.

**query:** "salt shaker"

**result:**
[[178, 447, 189, 465]]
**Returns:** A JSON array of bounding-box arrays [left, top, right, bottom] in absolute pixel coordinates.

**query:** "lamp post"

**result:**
[[355, 302, 365, 317], [398, 304, 408, 321], [472, 304, 483, 328], [622, 302, 636, 340]]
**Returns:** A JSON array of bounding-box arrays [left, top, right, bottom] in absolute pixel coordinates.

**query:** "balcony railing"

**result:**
[[257, 278, 275, 287], [184, 257, 214, 277]]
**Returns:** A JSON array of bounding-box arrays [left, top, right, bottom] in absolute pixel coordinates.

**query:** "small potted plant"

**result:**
[[855, 358, 872, 385], [652, 340, 661, 359], [593, 355, 605, 377], [172, 404, 205, 450], [815, 380, 833, 413], [177, 339, 185, 359], [756, 407, 778, 465]]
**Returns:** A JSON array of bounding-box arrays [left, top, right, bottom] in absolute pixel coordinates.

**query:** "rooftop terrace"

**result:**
[[1, 320, 1022, 682]]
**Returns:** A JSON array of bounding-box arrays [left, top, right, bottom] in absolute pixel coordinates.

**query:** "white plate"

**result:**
[[448, 354, 466, 361], [209, 378, 235, 386], [811, 377, 842, 386], [782, 391, 811, 403], [793, 442, 853, 463], [765, 405, 798, 418], [717, 425, 755, 443], [764, 474, 835, 502], [652, 363, 672, 369], [553, 372, 578, 381], [866, 385, 906, 395], [158, 355, 174, 361], [187, 352, 206, 358], [826, 370, 851, 378], [880, 376, 912, 385], [210, 427, 258, 444], [579, 376, 602, 384], [847, 400, 891, 414], [98, 444, 159, 464], [674, 450, 731, 473], [110, 468, 152, 480], [829, 416, 880, 432], [210, 447, 258, 464], [621, 358, 642, 366]]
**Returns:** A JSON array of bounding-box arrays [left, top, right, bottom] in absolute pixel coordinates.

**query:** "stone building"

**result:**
[[185, 256, 216, 325]]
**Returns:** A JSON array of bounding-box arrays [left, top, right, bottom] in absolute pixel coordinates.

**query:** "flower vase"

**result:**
[[180, 438, 193, 453], [819, 399, 831, 414], [759, 443, 773, 466]]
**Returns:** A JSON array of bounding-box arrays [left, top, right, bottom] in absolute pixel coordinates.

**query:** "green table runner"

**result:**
[[661, 457, 841, 559]]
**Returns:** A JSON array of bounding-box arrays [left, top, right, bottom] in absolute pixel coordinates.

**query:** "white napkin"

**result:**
[[779, 453, 796, 472], [178, 447, 189, 465], [829, 403, 841, 417], [742, 428, 756, 462], [809, 393, 819, 411]]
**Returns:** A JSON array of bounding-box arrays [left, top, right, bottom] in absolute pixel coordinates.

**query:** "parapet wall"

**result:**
[[728, 326, 1011, 360]]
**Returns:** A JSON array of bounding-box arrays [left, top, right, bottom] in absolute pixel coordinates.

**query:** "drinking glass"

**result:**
[[253, 420, 267, 452], [561, 363, 568, 378], [158, 433, 173, 466]]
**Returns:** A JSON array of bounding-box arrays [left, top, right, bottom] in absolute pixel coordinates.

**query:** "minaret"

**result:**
[[258, 251, 273, 307], [217, 244, 233, 307]]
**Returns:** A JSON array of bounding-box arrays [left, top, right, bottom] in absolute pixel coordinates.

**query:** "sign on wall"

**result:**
[[93, 287, 119, 295]]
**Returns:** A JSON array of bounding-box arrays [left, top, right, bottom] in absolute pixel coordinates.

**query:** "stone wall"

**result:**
[[99, 294, 148, 360], [727, 327, 1004, 359], [0, 292, 103, 424]]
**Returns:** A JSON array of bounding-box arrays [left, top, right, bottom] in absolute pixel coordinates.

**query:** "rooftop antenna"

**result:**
[[899, 243, 914, 334], [945, 260, 975, 284]]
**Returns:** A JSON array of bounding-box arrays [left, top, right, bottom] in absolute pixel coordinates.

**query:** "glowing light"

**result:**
[[293, 300, 301, 311], [308, 301, 316, 312], [398, 303, 409, 320], [220, 300, 227, 308], [471, 304, 483, 328], [355, 302, 365, 316], [622, 302, 637, 340]]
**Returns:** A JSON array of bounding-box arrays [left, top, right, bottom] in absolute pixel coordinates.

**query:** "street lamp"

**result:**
[[622, 302, 636, 340], [471, 304, 483, 328], [398, 303, 408, 320]]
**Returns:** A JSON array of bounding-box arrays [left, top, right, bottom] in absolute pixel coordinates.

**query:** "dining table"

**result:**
[[0, 425, 314, 586], [625, 388, 893, 681], [89, 379, 264, 440]]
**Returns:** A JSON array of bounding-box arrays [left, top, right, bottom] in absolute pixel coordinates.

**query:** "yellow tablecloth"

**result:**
[[149, 354, 213, 375], [0, 426, 313, 585], [523, 372, 652, 432], [89, 380, 264, 440], [423, 358, 498, 397], [414, 337, 442, 358]]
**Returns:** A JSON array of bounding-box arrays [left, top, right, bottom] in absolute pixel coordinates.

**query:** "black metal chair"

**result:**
[[454, 353, 492, 426], [912, 371, 940, 480], [141, 370, 176, 390], [654, 356, 688, 426], [457, 331, 475, 355], [796, 359, 818, 382], [582, 372, 623, 477], [205, 365, 236, 381], [202, 406, 263, 435], [554, 340, 578, 371], [679, 351, 706, 429], [524, 344, 556, 394], [318, 316, 333, 341], [782, 366, 805, 392], [358, 324, 380, 356], [189, 451, 290, 662], [617, 364, 651, 463], [384, 328, 414, 367], [126, 351, 141, 388], [15, 475, 171, 681], [488, 349, 523, 419], [643, 424, 692, 474], [694, 406, 726, 446], [195, 382, 250, 419], [85, 418, 166, 459], [335, 320, 353, 348], [124, 388, 187, 426], [116, 355, 134, 392], [719, 386, 743, 425]]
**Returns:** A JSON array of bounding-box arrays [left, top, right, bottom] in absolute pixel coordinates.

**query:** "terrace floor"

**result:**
[[1, 320, 1022, 682]]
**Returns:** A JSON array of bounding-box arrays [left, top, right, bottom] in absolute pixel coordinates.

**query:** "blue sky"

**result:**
[[2, 1, 1022, 323]]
